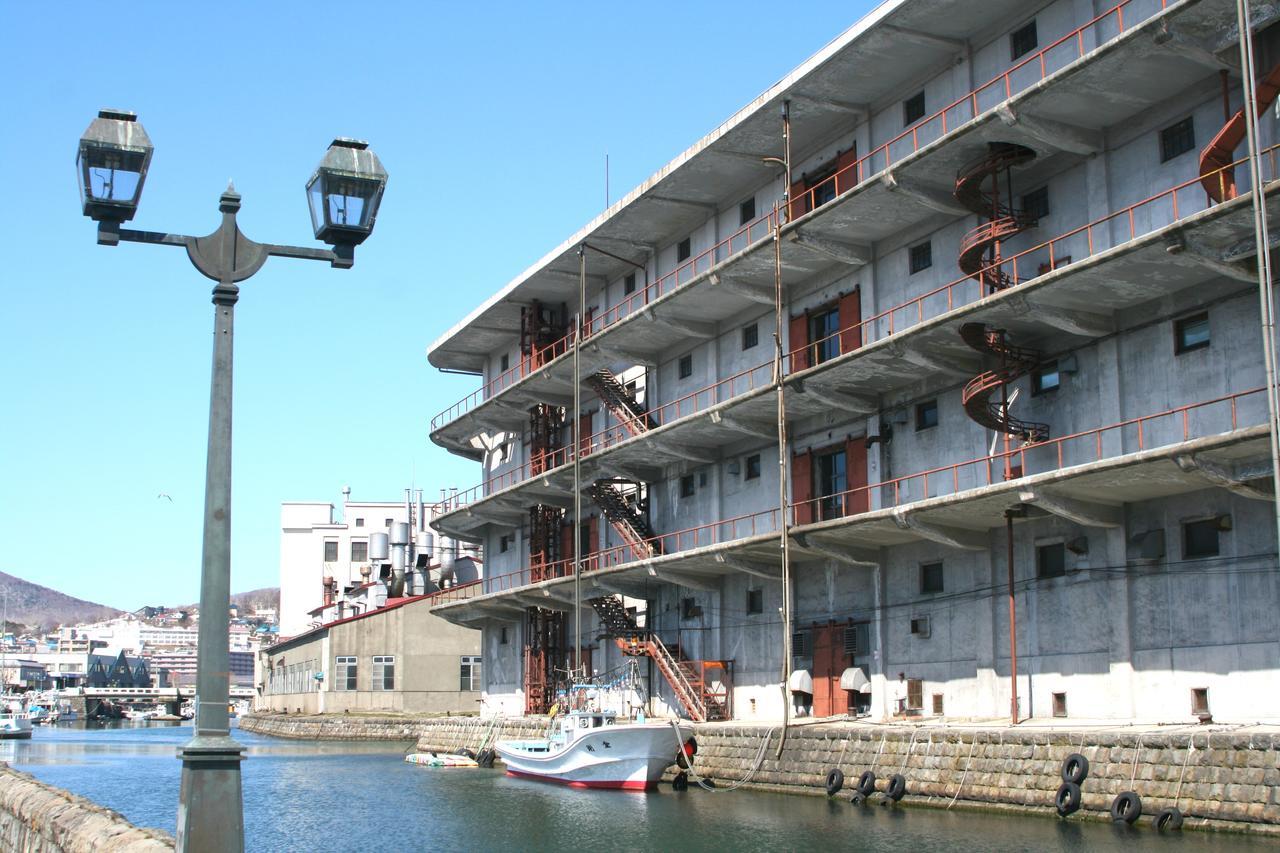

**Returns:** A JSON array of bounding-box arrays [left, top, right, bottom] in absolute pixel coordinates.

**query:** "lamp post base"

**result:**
[[176, 734, 245, 853]]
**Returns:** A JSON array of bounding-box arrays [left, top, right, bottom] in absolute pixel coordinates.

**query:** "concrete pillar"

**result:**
[[1103, 518, 1136, 718], [973, 548, 1000, 718]]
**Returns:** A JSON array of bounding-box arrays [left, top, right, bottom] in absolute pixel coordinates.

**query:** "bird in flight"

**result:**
[[158, 493, 173, 502]]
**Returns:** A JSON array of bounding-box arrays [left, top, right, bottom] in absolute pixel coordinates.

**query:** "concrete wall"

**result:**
[[0, 765, 172, 852]]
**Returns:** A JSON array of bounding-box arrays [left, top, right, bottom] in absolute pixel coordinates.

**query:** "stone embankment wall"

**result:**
[[242, 714, 1279, 834], [0, 764, 173, 852]]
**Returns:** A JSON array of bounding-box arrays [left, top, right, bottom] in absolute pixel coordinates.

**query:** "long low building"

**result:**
[[426, 0, 1280, 725]]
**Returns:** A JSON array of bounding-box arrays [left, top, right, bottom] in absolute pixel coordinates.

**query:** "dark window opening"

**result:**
[[904, 91, 926, 126], [499, 354, 509, 372], [808, 307, 840, 365], [384, 517, 393, 528], [742, 322, 759, 350], [1022, 186, 1049, 221], [323, 541, 338, 562], [1161, 117, 1195, 162], [624, 273, 636, 295], [745, 454, 762, 480], [909, 241, 932, 274], [932, 693, 945, 715], [354, 518, 364, 527], [907, 678, 924, 710], [678, 354, 693, 379], [1183, 518, 1221, 558], [679, 475, 695, 498], [1175, 312, 1209, 353], [579, 522, 593, 557], [1010, 20, 1038, 60], [351, 541, 368, 563], [810, 167, 838, 208], [791, 630, 811, 659], [1052, 692, 1068, 718], [499, 626, 509, 644], [1191, 687, 1210, 716], [677, 237, 692, 263], [1032, 361, 1060, 395], [916, 399, 938, 431], [682, 597, 702, 619], [920, 562, 944, 594], [747, 588, 763, 614], [814, 448, 847, 521], [739, 197, 756, 226], [499, 535, 510, 553], [1037, 542, 1066, 578]]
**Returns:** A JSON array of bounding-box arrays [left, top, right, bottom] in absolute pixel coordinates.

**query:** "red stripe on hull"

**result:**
[[505, 768, 656, 791]]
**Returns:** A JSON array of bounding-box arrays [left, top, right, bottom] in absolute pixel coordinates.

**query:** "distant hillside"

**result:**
[[174, 587, 280, 616], [0, 570, 123, 633]]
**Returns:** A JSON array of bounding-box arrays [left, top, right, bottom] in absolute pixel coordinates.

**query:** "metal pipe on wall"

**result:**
[[1006, 510, 1018, 726], [773, 201, 793, 756]]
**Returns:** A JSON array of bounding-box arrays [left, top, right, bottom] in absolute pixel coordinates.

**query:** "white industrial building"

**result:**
[[426, 0, 1280, 725]]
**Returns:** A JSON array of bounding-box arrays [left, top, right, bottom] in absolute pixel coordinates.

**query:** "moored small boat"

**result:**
[[405, 752, 479, 768], [0, 712, 33, 740]]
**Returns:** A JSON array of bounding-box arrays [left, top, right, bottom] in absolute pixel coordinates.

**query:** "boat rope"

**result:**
[[1172, 735, 1197, 809], [898, 728, 920, 775], [947, 734, 981, 810], [670, 721, 778, 793], [869, 733, 887, 772], [1130, 734, 1144, 787]]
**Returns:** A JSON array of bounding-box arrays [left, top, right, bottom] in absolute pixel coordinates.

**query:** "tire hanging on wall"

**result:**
[[1110, 791, 1142, 824], [476, 748, 495, 768], [885, 774, 907, 802], [1060, 753, 1089, 785], [856, 770, 877, 797], [849, 790, 867, 806], [1055, 782, 1082, 817], [825, 768, 844, 797], [1154, 807, 1184, 831]]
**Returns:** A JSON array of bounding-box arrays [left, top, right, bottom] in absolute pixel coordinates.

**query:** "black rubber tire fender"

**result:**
[[459, 748, 476, 760], [1154, 807, 1184, 831], [476, 748, 495, 768], [885, 774, 907, 802], [1055, 781, 1082, 817], [849, 790, 867, 806], [684, 736, 698, 757], [1110, 791, 1142, 824], [856, 770, 877, 797], [1060, 753, 1089, 785], [824, 768, 844, 797], [672, 771, 689, 791]]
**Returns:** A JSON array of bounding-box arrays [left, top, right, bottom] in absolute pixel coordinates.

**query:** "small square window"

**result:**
[[499, 353, 509, 372], [1161, 117, 1195, 162], [623, 273, 636, 295], [384, 517, 393, 528], [499, 535, 510, 553], [1022, 186, 1049, 221], [1037, 542, 1066, 578], [1032, 361, 1060, 395], [680, 475, 696, 498], [740, 197, 756, 226], [747, 588, 763, 614], [791, 630, 810, 657], [903, 91, 926, 126], [1183, 518, 1221, 558], [920, 562, 944, 594], [354, 518, 364, 528], [745, 454, 762, 480], [681, 597, 701, 619], [1191, 687, 1210, 716], [351, 540, 368, 563], [1010, 20, 1037, 61], [916, 399, 938, 431], [1052, 692, 1068, 718], [323, 541, 338, 562], [678, 354, 693, 379], [908, 241, 932, 274], [742, 322, 759, 350], [677, 237, 692, 263], [1175, 312, 1209, 353]]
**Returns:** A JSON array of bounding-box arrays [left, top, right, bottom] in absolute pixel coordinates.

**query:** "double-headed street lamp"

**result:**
[[76, 109, 387, 853]]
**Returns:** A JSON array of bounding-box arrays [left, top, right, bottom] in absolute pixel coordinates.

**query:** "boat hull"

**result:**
[[496, 722, 691, 791]]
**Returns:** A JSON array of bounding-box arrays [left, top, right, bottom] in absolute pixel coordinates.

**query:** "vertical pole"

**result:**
[[773, 202, 793, 755], [1006, 510, 1018, 726], [781, 101, 793, 223], [176, 273, 245, 853], [573, 245, 585, 681]]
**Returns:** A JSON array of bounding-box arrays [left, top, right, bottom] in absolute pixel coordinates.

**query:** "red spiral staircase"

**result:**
[[956, 142, 1038, 293], [959, 323, 1049, 443]]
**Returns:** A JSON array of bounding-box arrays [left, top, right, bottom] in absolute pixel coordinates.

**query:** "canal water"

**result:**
[[3, 722, 1274, 852]]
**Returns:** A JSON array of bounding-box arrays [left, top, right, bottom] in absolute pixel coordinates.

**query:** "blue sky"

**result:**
[[0, 1, 877, 611]]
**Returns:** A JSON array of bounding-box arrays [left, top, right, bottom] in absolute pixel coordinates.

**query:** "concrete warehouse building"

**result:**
[[425, 0, 1280, 725]]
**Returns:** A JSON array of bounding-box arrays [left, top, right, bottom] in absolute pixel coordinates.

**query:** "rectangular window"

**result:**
[[908, 241, 932, 274], [678, 354, 693, 379], [810, 167, 838, 208], [1191, 687, 1210, 716], [681, 597, 702, 619], [1032, 361, 1060, 395], [499, 354, 509, 372], [499, 535, 510, 553], [745, 453, 762, 480], [677, 237, 692, 263], [791, 630, 810, 658], [844, 623, 869, 655], [323, 541, 338, 562], [351, 540, 368, 563], [624, 273, 636, 295], [747, 588, 763, 614], [808, 307, 840, 365], [916, 399, 938, 431], [1183, 518, 1221, 558], [355, 518, 364, 527], [742, 322, 759, 350], [903, 91, 926, 126], [1022, 186, 1049, 221], [384, 517, 393, 527], [932, 693, 944, 715], [460, 655, 482, 691], [814, 448, 847, 521], [1161, 117, 1195, 162], [1052, 692, 1068, 718], [1175, 312, 1210, 353], [907, 679, 924, 710], [920, 562, 944, 594], [371, 655, 395, 691], [336, 656, 357, 691], [499, 626, 509, 645], [679, 474, 696, 498], [910, 616, 931, 637], [1037, 542, 1066, 578], [739, 196, 756, 226], [1010, 20, 1037, 61]]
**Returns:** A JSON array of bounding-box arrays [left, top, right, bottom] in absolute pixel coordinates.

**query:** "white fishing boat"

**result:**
[[0, 712, 33, 740], [496, 710, 692, 790]]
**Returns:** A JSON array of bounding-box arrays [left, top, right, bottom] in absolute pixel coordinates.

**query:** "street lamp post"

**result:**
[[76, 109, 387, 853]]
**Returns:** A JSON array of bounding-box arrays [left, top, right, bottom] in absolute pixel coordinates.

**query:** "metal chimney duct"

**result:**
[[369, 532, 390, 561]]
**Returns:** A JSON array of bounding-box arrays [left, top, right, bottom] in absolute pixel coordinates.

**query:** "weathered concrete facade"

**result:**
[[258, 591, 482, 715], [426, 0, 1280, 726]]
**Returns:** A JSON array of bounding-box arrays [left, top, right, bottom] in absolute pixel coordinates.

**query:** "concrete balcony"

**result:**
[[428, 0, 1255, 457], [431, 388, 1272, 624], [430, 165, 1280, 542]]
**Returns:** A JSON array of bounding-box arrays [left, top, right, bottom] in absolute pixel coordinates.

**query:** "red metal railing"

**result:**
[[464, 387, 1266, 599], [435, 144, 1278, 516], [429, 0, 1175, 435]]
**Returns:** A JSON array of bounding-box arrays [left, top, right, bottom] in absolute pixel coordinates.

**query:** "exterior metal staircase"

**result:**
[[1201, 60, 1280, 203], [589, 596, 729, 722], [585, 369, 655, 437], [959, 323, 1049, 443], [955, 142, 1038, 292], [586, 480, 661, 560]]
